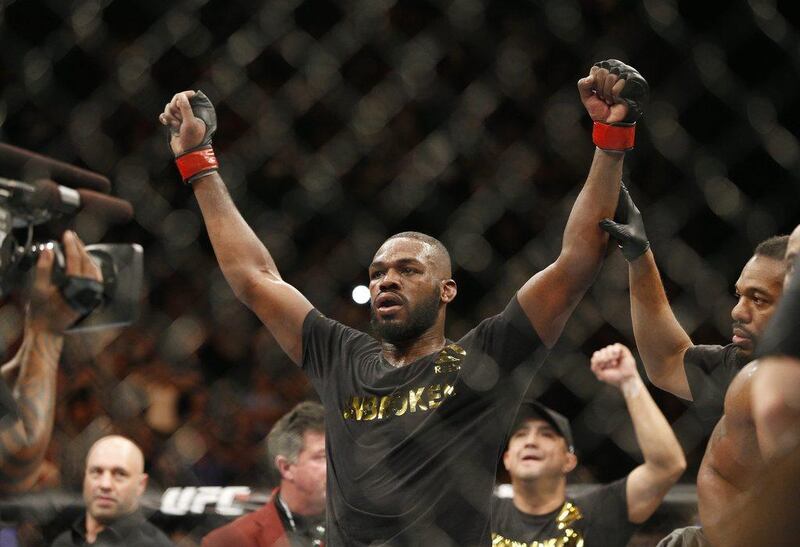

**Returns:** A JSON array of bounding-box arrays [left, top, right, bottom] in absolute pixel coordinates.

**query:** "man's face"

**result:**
[[287, 431, 327, 511], [368, 238, 445, 343], [784, 226, 800, 286], [503, 418, 575, 482], [731, 254, 785, 356], [83, 438, 146, 524]]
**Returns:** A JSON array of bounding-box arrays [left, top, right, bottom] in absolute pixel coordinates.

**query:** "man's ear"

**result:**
[[275, 455, 293, 481], [440, 279, 457, 304], [502, 450, 511, 472], [562, 452, 578, 474], [137, 473, 148, 498]]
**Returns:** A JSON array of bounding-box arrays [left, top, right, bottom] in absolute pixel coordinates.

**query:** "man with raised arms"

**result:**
[[159, 60, 648, 545]]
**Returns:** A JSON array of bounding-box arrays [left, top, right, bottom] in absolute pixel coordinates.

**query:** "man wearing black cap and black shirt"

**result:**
[[493, 343, 685, 547]]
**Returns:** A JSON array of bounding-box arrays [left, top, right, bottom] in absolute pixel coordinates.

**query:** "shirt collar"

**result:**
[[71, 510, 147, 542]]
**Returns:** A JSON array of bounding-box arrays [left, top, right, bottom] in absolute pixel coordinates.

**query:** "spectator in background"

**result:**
[[202, 401, 326, 547], [0, 231, 102, 493], [493, 344, 685, 547], [52, 435, 173, 546]]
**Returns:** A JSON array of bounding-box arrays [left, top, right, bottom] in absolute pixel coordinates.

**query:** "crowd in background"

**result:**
[[1, 0, 799, 544]]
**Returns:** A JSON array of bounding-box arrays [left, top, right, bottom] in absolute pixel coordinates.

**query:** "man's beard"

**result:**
[[371, 290, 440, 344], [732, 342, 757, 368], [732, 321, 758, 365]]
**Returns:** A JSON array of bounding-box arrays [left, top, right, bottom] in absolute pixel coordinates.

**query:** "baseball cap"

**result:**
[[509, 398, 575, 453]]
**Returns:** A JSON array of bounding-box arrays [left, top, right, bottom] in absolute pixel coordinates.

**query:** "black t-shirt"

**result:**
[[302, 297, 547, 546], [490, 478, 637, 547], [52, 511, 174, 546], [683, 344, 746, 431]]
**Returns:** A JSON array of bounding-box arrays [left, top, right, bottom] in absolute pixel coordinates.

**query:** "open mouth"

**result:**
[[374, 292, 404, 313]]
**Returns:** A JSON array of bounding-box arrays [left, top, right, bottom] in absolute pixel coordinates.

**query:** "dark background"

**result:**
[[0, 0, 798, 529]]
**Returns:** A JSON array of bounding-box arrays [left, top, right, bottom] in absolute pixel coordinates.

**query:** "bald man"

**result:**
[[53, 435, 173, 546]]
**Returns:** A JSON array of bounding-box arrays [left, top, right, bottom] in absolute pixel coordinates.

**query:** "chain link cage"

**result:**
[[1, 0, 798, 544]]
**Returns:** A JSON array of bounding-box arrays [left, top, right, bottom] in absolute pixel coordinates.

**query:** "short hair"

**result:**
[[266, 401, 325, 470], [385, 231, 452, 277], [755, 235, 789, 261]]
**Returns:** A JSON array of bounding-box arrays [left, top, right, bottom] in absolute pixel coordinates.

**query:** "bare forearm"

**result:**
[[557, 149, 623, 282], [622, 375, 685, 475], [629, 250, 693, 396], [192, 173, 282, 302], [0, 326, 62, 493], [518, 150, 623, 347]]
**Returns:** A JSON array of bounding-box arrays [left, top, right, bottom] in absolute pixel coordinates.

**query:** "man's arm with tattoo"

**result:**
[[0, 231, 101, 493]]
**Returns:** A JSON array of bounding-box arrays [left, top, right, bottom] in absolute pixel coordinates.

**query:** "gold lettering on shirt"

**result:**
[[409, 387, 427, 412], [361, 396, 378, 421], [342, 344, 464, 421], [434, 343, 466, 374], [342, 384, 458, 421], [491, 502, 584, 547], [393, 393, 408, 416], [428, 384, 444, 408], [342, 397, 363, 420]]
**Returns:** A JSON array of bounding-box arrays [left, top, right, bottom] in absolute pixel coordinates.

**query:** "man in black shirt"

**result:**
[[656, 245, 800, 546], [492, 344, 685, 547], [159, 59, 648, 545], [712, 227, 800, 546], [53, 435, 173, 546], [601, 190, 788, 429]]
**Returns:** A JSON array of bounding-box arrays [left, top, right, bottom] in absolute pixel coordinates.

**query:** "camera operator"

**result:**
[[0, 230, 102, 493]]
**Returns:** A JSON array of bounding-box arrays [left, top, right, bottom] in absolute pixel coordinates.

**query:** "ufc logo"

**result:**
[[160, 486, 252, 516]]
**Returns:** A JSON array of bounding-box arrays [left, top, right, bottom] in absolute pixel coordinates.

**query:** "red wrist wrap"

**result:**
[[175, 145, 219, 183], [592, 122, 636, 152]]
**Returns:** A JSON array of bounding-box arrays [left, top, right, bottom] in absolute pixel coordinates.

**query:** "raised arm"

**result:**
[[590, 343, 686, 524], [600, 188, 694, 399], [518, 60, 647, 348], [159, 91, 312, 364], [0, 231, 100, 493]]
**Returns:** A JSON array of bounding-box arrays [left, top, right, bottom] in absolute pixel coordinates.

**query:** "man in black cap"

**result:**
[[492, 343, 685, 547]]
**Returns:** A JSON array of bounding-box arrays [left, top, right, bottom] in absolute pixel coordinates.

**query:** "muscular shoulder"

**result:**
[[724, 360, 760, 421]]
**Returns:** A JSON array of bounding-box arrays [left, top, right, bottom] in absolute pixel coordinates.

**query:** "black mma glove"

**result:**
[[174, 91, 220, 183], [591, 60, 649, 151], [599, 183, 650, 261]]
